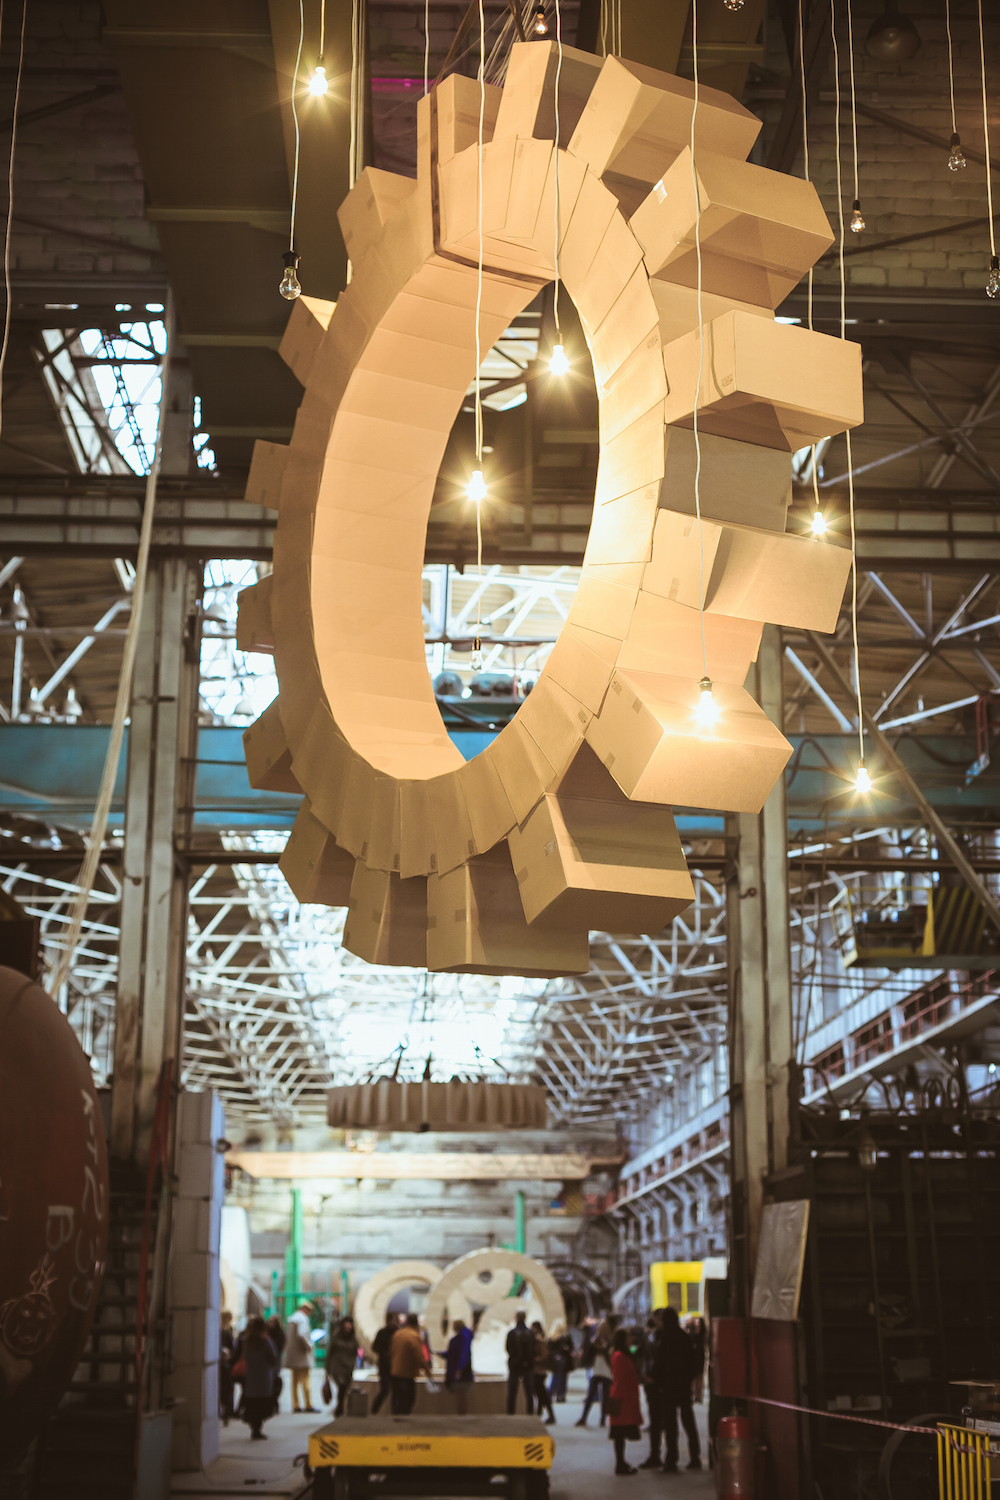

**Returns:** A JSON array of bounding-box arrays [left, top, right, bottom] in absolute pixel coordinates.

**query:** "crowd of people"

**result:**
[[218, 1300, 708, 1475]]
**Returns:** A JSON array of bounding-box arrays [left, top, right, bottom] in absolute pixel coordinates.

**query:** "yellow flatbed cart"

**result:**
[[308, 1415, 555, 1499]]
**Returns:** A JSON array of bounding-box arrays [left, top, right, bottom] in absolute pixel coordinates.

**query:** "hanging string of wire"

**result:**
[[831, 4, 866, 764], [796, 0, 823, 527], [474, 0, 486, 654], [289, 0, 305, 253], [689, 0, 709, 686], [846, 0, 863, 231], [320, 0, 326, 59], [552, 0, 563, 344], [977, 0, 999, 295], [0, 0, 25, 457]]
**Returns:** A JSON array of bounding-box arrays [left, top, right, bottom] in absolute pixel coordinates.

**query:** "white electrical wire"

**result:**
[[831, 5, 865, 760], [289, 0, 305, 252], [474, 0, 486, 653], [0, 0, 26, 457], [689, 0, 708, 679], [552, 0, 563, 339], [946, 0, 958, 140], [796, 0, 821, 519], [978, 0, 997, 260], [846, 0, 860, 210], [424, 0, 430, 94]]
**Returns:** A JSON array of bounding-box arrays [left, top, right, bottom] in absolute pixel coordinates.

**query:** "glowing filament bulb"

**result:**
[[309, 61, 328, 96], [811, 509, 827, 537], [549, 343, 569, 376], [696, 676, 719, 727], [533, 4, 548, 33], [279, 251, 302, 300], [850, 199, 865, 234], [988, 257, 1000, 301], [948, 132, 967, 171], [854, 761, 873, 795], [467, 468, 487, 504], [723, 0, 746, 8]]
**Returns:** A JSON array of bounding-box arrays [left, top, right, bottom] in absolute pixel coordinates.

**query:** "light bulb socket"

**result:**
[[992, 256, 1000, 272], [283, 250, 300, 270], [950, 131, 961, 149], [851, 199, 861, 213], [698, 675, 713, 693]]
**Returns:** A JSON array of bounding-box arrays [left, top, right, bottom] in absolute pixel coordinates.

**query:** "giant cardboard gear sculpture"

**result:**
[[238, 45, 862, 978]]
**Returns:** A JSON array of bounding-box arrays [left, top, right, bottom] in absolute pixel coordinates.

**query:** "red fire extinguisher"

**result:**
[[716, 1414, 754, 1498]]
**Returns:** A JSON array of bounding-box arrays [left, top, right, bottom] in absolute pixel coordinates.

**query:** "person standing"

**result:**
[[531, 1322, 556, 1425], [442, 1318, 474, 1415], [285, 1302, 316, 1414], [687, 1315, 707, 1403], [608, 1329, 642, 1476], [638, 1310, 665, 1469], [656, 1307, 702, 1473], [505, 1310, 536, 1415], [576, 1313, 617, 1427], [239, 1316, 279, 1440], [390, 1312, 430, 1415], [325, 1315, 360, 1417], [549, 1331, 573, 1403], [371, 1311, 399, 1415], [219, 1311, 235, 1426]]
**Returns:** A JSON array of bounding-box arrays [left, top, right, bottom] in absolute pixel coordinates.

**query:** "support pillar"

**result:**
[[727, 625, 795, 1314]]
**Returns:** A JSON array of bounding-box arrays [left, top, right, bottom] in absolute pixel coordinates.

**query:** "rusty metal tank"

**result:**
[[0, 966, 109, 1460]]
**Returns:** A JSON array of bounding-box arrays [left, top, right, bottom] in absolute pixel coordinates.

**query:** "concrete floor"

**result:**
[[170, 1370, 715, 1498]]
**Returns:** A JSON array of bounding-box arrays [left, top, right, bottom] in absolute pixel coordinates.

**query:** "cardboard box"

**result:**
[[279, 800, 355, 906], [343, 860, 428, 967], [589, 263, 660, 387], [508, 742, 694, 933], [420, 73, 501, 171], [650, 279, 774, 347], [235, 575, 273, 653], [584, 483, 658, 566], [568, 55, 761, 194], [544, 625, 620, 715], [488, 718, 556, 823], [646, 509, 852, 632], [631, 147, 834, 308], [597, 335, 666, 444], [517, 675, 587, 783], [426, 841, 589, 976], [243, 698, 302, 794], [493, 40, 603, 146], [662, 310, 864, 452], [337, 167, 419, 268], [278, 294, 336, 387], [618, 592, 763, 683], [659, 426, 791, 532], [586, 669, 792, 813], [288, 701, 356, 838], [428, 771, 477, 876], [399, 780, 438, 878], [244, 439, 287, 510], [457, 751, 517, 855], [336, 757, 378, 860], [595, 402, 667, 505], [367, 774, 402, 873]]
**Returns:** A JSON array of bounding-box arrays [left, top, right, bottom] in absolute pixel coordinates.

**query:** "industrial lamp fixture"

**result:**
[[865, 0, 921, 62]]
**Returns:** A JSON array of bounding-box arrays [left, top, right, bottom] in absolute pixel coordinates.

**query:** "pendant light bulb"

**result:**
[[533, 4, 548, 34], [850, 199, 865, 234], [854, 760, 873, 795], [279, 250, 302, 301], [696, 676, 719, 727], [811, 509, 827, 537], [723, 0, 746, 9], [948, 132, 967, 171], [308, 60, 328, 96], [988, 257, 1000, 301], [549, 343, 569, 376], [467, 468, 487, 504]]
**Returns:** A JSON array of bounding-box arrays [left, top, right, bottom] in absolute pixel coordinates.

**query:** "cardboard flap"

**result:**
[[245, 439, 288, 511], [493, 40, 603, 145], [279, 799, 355, 906], [235, 574, 274, 653], [279, 295, 337, 387], [243, 697, 302, 794], [337, 166, 420, 266]]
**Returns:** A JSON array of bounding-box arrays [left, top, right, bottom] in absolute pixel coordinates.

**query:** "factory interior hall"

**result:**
[[3, 0, 1000, 1496]]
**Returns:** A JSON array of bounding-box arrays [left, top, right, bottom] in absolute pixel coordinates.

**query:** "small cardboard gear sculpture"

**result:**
[[238, 45, 863, 978]]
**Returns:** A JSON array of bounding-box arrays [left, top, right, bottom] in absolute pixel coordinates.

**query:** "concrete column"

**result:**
[[168, 1091, 226, 1471], [727, 626, 795, 1313]]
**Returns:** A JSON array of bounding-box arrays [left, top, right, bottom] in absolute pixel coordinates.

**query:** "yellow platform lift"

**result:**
[[308, 1415, 555, 1498]]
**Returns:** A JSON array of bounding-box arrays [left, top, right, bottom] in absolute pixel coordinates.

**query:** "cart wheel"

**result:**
[[312, 1468, 334, 1499], [509, 1475, 528, 1500], [332, 1470, 352, 1500], [526, 1473, 550, 1500]]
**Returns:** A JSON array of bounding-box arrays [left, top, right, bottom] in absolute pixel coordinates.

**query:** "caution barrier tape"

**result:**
[[743, 1395, 991, 1456]]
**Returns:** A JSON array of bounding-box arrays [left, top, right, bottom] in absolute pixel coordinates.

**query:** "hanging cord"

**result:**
[[49, 303, 175, 1001], [320, 0, 326, 58], [474, 0, 486, 658], [846, 0, 863, 231], [946, 0, 958, 140], [689, 0, 709, 685], [424, 0, 430, 94], [797, 0, 813, 332], [552, 0, 563, 340], [289, 0, 305, 252], [977, 0, 998, 291], [0, 0, 25, 457], [831, 6, 866, 762]]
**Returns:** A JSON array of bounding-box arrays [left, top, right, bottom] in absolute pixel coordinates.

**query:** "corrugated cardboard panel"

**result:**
[[658, 426, 791, 532], [619, 592, 763, 682], [235, 575, 273, 653], [343, 861, 428, 966], [490, 718, 556, 823], [595, 402, 666, 504], [517, 677, 586, 782], [367, 774, 402, 873], [584, 484, 658, 566], [649, 279, 773, 347], [558, 167, 619, 292], [459, 751, 518, 854], [245, 440, 287, 510], [243, 698, 302, 795], [336, 166, 419, 267], [426, 842, 589, 976], [279, 295, 337, 386], [279, 799, 355, 906], [593, 307, 662, 414], [570, 575, 639, 639], [589, 263, 659, 386], [493, 40, 603, 145], [662, 310, 864, 452], [399, 779, 437, 877], [337, 757, 378, 860], [430, 74, 501, 166], [288, 702, 356, 838], [586, 669, 791, 812], [545, 625, 619, 714], [428, 772, 477, 876]]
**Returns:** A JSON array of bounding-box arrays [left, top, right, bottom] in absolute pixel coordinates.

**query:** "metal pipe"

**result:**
[[804, 629, 1000, 938]]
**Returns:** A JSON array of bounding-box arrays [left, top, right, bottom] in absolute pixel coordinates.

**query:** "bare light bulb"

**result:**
[[279, 250, 302, 300], [811, 509, 827, 537], [549, 343, 569, 376], [988, 256, 1000, 301], [467, 468, 487, 504], [723, 0, 746, 8], [308, 61, 328, 96], [696, 676, 719, 727], [948, 132, 967, 171], [850, 199, 865, 234], [533, 4, 548, 33], [854, 760, 873, 794]]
